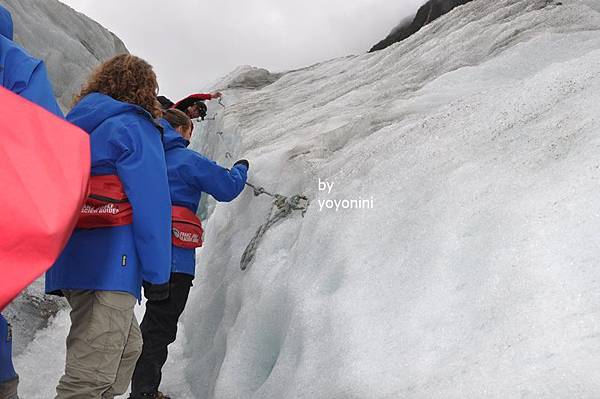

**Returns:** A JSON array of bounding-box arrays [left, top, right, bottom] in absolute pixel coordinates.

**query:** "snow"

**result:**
[[13, 310, 69, 398], [12, 0, 600, 398], [2, 279, 66, 355]]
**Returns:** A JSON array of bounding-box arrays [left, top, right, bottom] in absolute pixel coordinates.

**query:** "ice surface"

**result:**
[[2, 279, 66, 356], [182, 0, 600, 398], [13, 0, 600, 398], [13, 310, 69, 398]]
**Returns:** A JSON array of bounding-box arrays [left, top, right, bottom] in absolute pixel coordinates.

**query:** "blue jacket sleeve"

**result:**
[[17, 61, 63, 117], [0, 314, 16, 383], [113, 118, 171, 285], [182, 153, 248, 202]]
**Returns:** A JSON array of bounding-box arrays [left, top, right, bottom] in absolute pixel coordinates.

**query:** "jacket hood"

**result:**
[[0, 5, 14, 40], [67, 92, 149, 133], [160, 119, 189, 150]]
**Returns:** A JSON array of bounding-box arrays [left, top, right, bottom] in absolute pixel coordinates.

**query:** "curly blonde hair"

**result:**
[[74, 54, 162, 118]]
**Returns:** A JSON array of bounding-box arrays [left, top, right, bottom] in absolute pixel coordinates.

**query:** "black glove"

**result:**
[[143, 281, 169, 301], [233, 159, 249, 170]]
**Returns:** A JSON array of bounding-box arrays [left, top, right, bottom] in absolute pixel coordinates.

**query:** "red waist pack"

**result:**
[[76, 175, 133, 229], [171, 206, 203, 249]]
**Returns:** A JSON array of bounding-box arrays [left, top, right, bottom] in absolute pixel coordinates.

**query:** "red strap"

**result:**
[[88, 175, 128, 201], [76, 175, 133, 229], [171, 206, 203, 249]]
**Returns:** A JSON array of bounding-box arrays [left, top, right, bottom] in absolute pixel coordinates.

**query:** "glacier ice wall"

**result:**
[[177, 0, 600, 398]]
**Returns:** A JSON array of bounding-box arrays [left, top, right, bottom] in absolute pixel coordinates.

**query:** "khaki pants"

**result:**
[[0, 376, 19, 399], [55, 290, 142, 399]]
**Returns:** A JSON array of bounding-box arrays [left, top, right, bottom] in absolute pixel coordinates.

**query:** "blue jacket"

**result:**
[[162, 121, 248, 276], [0, 6, 62, 116], [0, 315, 16, 384], [46, 93, 172, 299]]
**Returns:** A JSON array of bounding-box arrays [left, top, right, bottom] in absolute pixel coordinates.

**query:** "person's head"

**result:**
[[185, 101, 207, 120], [164, 108, 193, 140], [74, 54, 162, 118]]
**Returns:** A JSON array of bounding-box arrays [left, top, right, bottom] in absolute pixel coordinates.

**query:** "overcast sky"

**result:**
[[60, 0, 425, 101]]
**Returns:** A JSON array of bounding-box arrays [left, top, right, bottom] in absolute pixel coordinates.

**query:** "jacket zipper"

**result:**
[[89, 194, 129, 204]]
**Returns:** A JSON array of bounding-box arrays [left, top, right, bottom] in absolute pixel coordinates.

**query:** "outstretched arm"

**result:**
[[172, 92, 222, 110], [182, 154, 248, 202]]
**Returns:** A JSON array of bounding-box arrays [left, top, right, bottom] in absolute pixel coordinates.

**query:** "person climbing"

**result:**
[[45, 54, 172, 399], [1, 6, 89, 399], [129, 108, 248, 399], [157, 92, 222, 120]]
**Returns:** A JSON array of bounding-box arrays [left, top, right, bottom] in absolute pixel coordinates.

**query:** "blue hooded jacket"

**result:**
[[0, 315, 16, 384], [162, 121, 247, 276], [0, 5, 62, 116], [46, 93, 172, 299]]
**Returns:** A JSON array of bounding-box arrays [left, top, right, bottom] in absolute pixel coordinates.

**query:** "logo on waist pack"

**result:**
[[172, 228, 201, 243], [81, 203, 120, 215]]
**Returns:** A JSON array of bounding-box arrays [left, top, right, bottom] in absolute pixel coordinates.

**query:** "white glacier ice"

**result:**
[[13, 0, 600, 398], [182, 0, 600, 397]]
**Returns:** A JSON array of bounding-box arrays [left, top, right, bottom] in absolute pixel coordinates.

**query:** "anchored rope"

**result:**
[[245, 181, 276, 197], [215, 132, 233, 160], [240, 182, 309, 271], [206, 110, 310, 271]]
